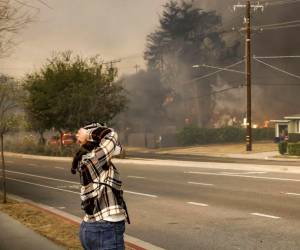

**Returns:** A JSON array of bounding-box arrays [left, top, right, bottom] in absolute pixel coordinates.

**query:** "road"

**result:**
[[1, 155, 300, 250]]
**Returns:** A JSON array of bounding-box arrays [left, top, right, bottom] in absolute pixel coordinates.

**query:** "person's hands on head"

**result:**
[[76, 128, 89, 145], [71, 167, 77, 175]]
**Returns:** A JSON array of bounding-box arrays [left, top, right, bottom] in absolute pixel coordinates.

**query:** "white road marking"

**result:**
[[5, 177, 79, 194], [125, 190, 157, 198], [286, 192, 300, 196], [6, 160, 14, 164], [127, 176, 145, 179], [57, 185, 81, 189], [57, 207, 66, 210], [187, 202, 209, 207], [220, 171, 266, 175], [54, 167, 64, 170], [184, 171, 300, 182], [188, 182, 214, 186], [245, 171, 267, 174], [6, 170, 78, 184], [28, 163, 38, 167], [250, 213, 280, 219], [3, 170, 157, 199]]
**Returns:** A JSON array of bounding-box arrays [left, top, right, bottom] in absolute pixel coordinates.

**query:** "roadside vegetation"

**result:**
[[0, 196, 82, 249], [23, 51, 128, 145], [177, 126, 274, 146], [278, 133, 300, 156], [0, 196, 134, 250]]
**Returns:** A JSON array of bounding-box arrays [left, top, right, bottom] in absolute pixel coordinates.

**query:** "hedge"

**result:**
[[288, 133, 300, 143], [278, 141, 288, 155], [287, 143, 300, 156], [176, 126, 274, 146]]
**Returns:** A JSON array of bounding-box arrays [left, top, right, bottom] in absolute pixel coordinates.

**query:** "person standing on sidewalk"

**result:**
[[71, 122, 129, 250]]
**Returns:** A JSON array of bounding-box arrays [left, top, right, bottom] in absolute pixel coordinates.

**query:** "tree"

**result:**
[[144, 0, 240, 127], [24, 51, 128, 142], [0, 0, 40, 57], [0, 75, 22, 203]]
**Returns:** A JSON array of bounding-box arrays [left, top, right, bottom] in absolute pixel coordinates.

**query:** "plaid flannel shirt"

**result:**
[[78, 129, 126, 222]]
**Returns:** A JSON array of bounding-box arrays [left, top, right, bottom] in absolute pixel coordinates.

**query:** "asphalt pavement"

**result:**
[[1, 154, 300, 249]]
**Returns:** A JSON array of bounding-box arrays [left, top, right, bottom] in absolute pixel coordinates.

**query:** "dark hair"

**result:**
[[83, 122, 107, 129]]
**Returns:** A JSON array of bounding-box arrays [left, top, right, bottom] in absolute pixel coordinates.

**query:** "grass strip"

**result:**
[[0, 197, 135, 250], [0, 198, 81, 249]]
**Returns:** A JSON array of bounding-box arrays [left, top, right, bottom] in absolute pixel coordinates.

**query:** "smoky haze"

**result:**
[[120, 0, 300, 133], [192, 0, 300, 124], [1, 0, 299, 129], [0, 0, 168, 77]]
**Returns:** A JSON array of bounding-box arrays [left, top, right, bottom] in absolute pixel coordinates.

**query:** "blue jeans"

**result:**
[[79, 220, 125, 250]]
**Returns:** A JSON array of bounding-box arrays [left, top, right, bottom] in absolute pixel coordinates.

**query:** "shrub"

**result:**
[[216, 127, 244, 143], [287, 143, 300, 156], [253, 128, 274, 141], [177, 125, 274, 146], [4, 139, 79, 157], [177, 126, 275, 146], [288, 133, 300, 143], [278, 141, 288, 155]]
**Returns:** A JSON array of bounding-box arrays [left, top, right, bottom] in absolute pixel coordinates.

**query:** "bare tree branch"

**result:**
[[35, 0, 52, 10], [0, 0, 38, 58], [13, 0, 40, 11]]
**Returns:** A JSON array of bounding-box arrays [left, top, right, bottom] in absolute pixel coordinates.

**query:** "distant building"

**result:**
[[271, 114, 300, 139]]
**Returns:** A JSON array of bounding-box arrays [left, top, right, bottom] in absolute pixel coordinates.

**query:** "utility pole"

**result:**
[[160, 54, 164, 74], [103, 59, 121, 84], [134, 64, 140, 73], [233, 1, 264, 151], [103, 59, 121, 69], [245, 1, 252, 152]]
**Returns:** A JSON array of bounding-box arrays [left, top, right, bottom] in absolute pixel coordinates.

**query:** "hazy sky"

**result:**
[[0, 0, 169, 78]]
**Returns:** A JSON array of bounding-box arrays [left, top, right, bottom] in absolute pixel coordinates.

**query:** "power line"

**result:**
[[257, 19, 300, 28], [253, 83, 300, 86], [254, 55, 300, 59], [193, 64, 245, 75], [262, 0, 300, 6], [183, 60, 245, 85], [184, 85, 244, 102], [261, 23, 300, 31], [119, 53, 143, 61], [253, 58, 300, 80], [102, 59, 121, 67]]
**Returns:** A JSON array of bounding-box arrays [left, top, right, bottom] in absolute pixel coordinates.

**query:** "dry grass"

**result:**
[[160, 141, 277, 155], [127, 141, 277, 155], [0, 197, 135, 250], [0, 199, 81, 249]]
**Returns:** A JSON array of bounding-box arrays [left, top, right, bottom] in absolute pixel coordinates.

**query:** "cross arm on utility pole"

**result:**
[[233, 2, 264, 12], [103, 59, 122, 68]]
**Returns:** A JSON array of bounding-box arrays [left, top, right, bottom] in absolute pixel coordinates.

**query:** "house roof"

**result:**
[[284, 114, 300, 120], [270, 119, 289, 123]]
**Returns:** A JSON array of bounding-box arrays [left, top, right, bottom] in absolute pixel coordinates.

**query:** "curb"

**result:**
[[7, 194, 164, 250], [4, 152, 72, 162], [6, 150, 300, 163]]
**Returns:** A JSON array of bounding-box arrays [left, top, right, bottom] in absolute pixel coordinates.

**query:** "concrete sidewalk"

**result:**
[[126, 148, 300, 162], [5, 194, 164, 250], [0, 211, 64, 250]]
